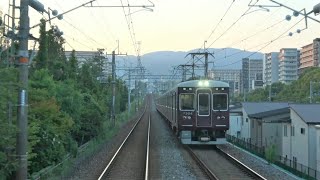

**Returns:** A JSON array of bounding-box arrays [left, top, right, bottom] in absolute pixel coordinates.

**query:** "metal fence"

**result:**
[[226, 134, 320, 180]]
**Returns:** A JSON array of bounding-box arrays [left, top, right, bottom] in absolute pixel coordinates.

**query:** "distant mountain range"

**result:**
[[119, 48, 263, 75]]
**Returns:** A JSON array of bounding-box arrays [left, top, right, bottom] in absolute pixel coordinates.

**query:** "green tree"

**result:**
[[0, 68, 18, 179], [68, 50, 78, 79], [33, 19, 48, 70], [28, 69, 74, 173]]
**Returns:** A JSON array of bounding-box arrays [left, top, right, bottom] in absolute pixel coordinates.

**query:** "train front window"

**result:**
[[198, 93, 210, 116], [212, 94, 228, 111], [180, 94, 194, 111]]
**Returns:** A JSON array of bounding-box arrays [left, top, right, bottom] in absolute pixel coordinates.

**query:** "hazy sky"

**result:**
[[1, 0, 320, 56]]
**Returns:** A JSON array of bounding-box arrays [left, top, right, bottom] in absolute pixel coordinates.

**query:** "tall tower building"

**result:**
[[299, 38, 320, 74], [278, 48, 299, 84], [209, 69, 241, 96], [241, 58, 263, 94], [264, 52, 279, 86]]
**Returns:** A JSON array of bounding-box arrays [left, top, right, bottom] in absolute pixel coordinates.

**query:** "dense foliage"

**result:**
[[233, 67, 320, 103], [0, 19, 129, 178]]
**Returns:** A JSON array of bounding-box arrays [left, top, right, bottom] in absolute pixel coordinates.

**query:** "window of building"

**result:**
[[246, 118, 248, 122], [284, 125, 287, 137], [301, 128, 305, 135], [291, 126, 295, 136]]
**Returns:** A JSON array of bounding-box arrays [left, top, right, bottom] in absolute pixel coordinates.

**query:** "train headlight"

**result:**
[[204, 80, 209, 86], [217, 116, 221, 120], [187, 116, 191, 120], [198, 80, 209, 87]]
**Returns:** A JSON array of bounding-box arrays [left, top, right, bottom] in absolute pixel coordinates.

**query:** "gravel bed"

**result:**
[[149, 101, 207, 180], [218, 144, 300, 180], [66, 107, 145, 180]]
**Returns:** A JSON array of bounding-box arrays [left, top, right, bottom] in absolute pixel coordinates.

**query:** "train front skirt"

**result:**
[[180, 131, 227, 145]]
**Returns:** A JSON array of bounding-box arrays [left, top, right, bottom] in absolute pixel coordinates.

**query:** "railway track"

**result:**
[[98, 103, 151, 180], [186, 145, 266, 180]]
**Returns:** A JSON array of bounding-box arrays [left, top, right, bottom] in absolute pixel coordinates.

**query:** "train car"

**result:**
[[156, 79, 229, 145]]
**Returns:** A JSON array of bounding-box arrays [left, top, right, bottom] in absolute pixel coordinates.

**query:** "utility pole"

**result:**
[[109, 50, 126, 127], [127, 68, 131, 117], [268, 84, 272, 102], [16, 0, 29, 179], [185, 52, 214, 79], [111, 51, 116, 127], [310, 81, 313, 103]]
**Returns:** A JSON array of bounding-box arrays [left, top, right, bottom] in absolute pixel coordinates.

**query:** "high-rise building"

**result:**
[[278, 48, 299, 84], [264, 52, 279, 86], [240, 58, 263, 94], [299, 38, 320, 74], [209, 69, 241, 96]]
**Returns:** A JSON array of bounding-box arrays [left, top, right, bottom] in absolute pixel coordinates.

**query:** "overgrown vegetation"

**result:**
[[0, 19, 136, 178], [231, 67, 320, 103]]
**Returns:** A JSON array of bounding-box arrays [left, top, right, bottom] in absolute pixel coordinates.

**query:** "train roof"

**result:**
[[176, 80, 229, 88]]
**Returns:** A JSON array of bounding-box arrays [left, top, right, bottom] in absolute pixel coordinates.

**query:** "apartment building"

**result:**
[[299, 38, 320, 74], [241, 58, 263, 94], [209, 69, 241, 96], [278, 48, 299, 84], [264, 52, 280, 86]]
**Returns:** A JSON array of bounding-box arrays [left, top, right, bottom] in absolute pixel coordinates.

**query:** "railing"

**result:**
[[226, 134, 320, 180]]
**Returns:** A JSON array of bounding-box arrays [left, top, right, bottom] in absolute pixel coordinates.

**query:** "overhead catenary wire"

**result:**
[[215, 18, 285, 55], [120, 0, 138, 56], [215, 17, 305, 68], [51, 0, 109, 50], [205, 0, 236, 48], [206, 0, 259, 49]]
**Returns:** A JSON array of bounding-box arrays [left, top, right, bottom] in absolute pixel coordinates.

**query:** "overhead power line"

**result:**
[[206, 0, 259, 49], [215, 17, 305, 67]]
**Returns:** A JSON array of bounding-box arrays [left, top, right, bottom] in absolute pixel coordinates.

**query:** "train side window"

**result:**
[[212, 93, 228, 111], [179, 93, 195, 111]]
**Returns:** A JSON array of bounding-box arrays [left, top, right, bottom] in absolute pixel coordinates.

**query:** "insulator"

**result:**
[[29, 0, 45, 13], [52, 10, 58, 16], [293, 11, 299, 17], [285, 15, 291, 21]]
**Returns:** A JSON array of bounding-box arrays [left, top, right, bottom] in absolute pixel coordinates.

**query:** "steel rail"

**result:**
[[98, 103, 147, 180], [184, 145, 219, 180], [216, 147, 267, 180], [145, 114, 151, 180]]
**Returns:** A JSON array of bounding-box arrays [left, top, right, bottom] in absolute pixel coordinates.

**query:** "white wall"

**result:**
[[316, 125, 320, 173], [240, 109, 251, 140], [227, 113, 242, 137], [281, 122, 292, 159], [291, 109, 309, 169], [308, 125, 317, 170], [262, 123, 282, 155]]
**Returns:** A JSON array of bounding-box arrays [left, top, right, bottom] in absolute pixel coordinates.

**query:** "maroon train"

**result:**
[[156, 79, 229, 145]]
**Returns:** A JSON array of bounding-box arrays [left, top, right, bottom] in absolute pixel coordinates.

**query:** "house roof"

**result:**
[[290, 104, 320, 124], [242, 102, 289, 117], [250, 107, 290, 119]]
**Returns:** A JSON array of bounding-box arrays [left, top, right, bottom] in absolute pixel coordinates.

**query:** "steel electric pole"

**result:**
[[16, 0, 29, 179], [109, 51, 126, 127]]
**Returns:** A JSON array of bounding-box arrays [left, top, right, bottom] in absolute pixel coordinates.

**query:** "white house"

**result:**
[[285, 104, 320, 176], [316, 125, 320, 174], [241, 102, 289, 145], [228, 107, 242, 138]]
